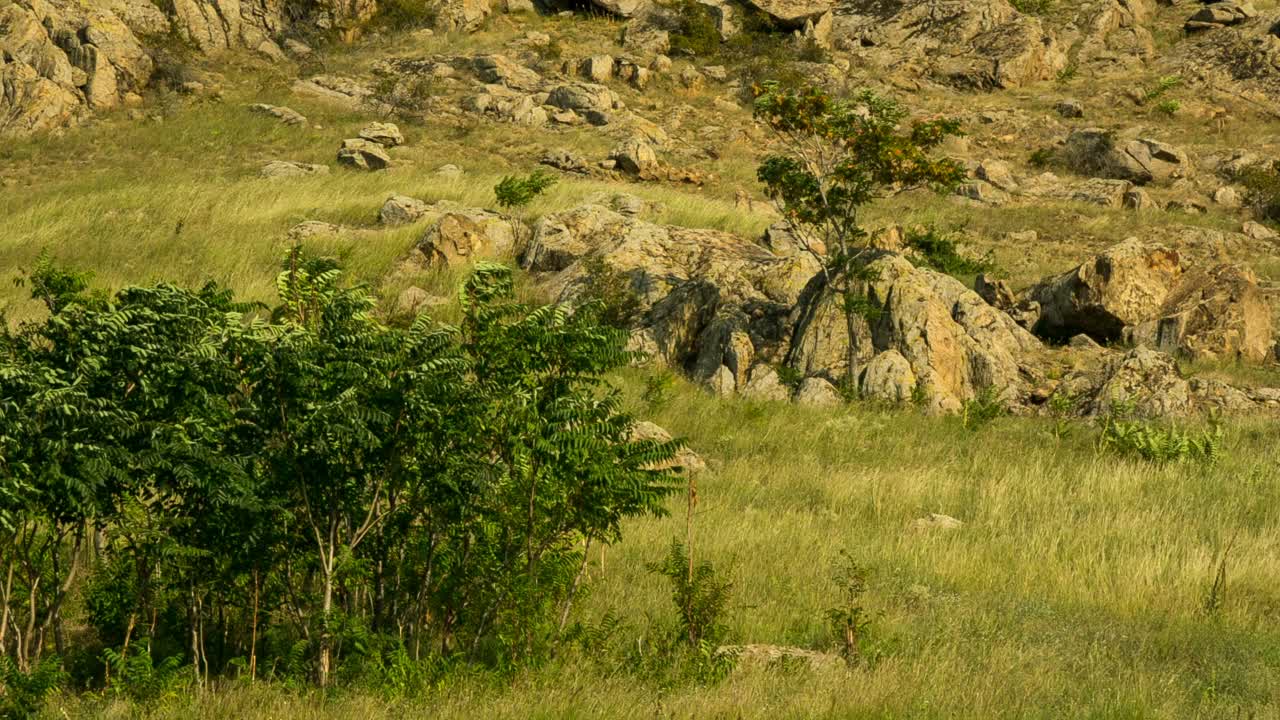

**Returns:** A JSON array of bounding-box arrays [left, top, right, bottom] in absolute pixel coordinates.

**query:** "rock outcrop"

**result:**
[[1129, 264, 1274, 363], [830, 0, 1069, 90], [788, 253, 1044, 413]]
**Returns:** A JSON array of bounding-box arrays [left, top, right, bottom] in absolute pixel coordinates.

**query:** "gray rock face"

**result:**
[[859, 350, 917, 404], [546, 83, 622, 113], [1052, 346, 1193, 418], [609, 137, 659, 177]]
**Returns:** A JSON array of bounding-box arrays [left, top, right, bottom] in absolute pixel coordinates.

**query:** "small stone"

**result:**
[[912, 513, 963, 531], [434, 164, 464, 179], [288, 221, 343, 240], [284, 39, 313, 57], [1242, 221, 1277, 240], [1054, 99, 1084, 118], [260, 161, 329, 178], [249, 103, 307, 126], [1212, 186, 1242, 208]]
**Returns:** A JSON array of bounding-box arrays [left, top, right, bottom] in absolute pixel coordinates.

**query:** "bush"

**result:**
[[374, 0, 439, 29], [494, 170, 557, 209], [650, 540, 733, 649], [905, 226, 996, 279], [666, 0, 722, 57], [1098, 418, 1224, 465], [1240, 161, 1280, 225]]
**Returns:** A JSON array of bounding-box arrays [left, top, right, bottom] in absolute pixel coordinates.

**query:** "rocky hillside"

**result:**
[[4, 0, 1280, 418]]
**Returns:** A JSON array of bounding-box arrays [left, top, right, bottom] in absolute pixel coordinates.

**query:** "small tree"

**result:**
[[753, 83, 964, 385], [494, 171, 557, 210]]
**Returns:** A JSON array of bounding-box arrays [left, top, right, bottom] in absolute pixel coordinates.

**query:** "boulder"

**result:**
[[743, 0, 833, 25], [546, 83, 621, 113], [795, 376, 841, 406], [1050, 347, 1193, 418], [1129, 264, 1274, 363], [788, 253, 1043, 413], [380, 194, 431, 225], [415, 211, 521, 268], [576, 55, 615, 83], [433, 0, 492, 32], [337, 138, 392, 170], [1242, 221, 1277, 240], [630, 421, 706, 472], [358, 121, 404, 147], [471, 55, 544, 92], [1185, 2, 1257, 30], [1055, 99, 1084, 118], [741, 365, 791, 402], [609, 136, 659, 177], [859, 350, 917, 404], [1021, 238, 1183, 343], [1063, 129, 1191, 185], [521, 204, 821, 378], [832, 0, 1068, 90]]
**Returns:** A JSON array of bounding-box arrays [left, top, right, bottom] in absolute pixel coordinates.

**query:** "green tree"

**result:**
[[753, 82, 964, 384]]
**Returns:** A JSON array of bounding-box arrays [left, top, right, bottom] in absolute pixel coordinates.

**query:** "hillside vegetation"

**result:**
[[3, 0, 1280, 716]]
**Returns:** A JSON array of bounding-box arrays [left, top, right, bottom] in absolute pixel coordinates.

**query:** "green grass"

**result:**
[[39, 376, 1280, 718]]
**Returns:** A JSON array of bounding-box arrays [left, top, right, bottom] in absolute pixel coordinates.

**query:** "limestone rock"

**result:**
[[1022, 238, 1183, 342], [521, 204, 821, 378], [260, 160, 329, 178], [741, 365, 791, 402], [1063, 129, 1191, 185], [1242, 221, 1277, 240], [609, 136, 659, 177], [358, 121, 404, 147], [416, 211, 520, 268], [630, 421, 706, 472], [788, 253, 1042, 413], [288, 220, 343, 240], [380, 195, 431, 225], [546, 83, 622, 113], [859, 350, 917, 404], [1051, 347, 1193, 418], [1129, 264, 1274, 363], [337, 138, 392, 170], [743, 0, 833, 25], [249, 103, 307, 126], [795, 376, 841, 406]]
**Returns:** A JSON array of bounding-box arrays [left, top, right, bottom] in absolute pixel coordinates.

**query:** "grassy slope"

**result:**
[[46, 378, 1280, 718], [8, 14, 1280, 718]]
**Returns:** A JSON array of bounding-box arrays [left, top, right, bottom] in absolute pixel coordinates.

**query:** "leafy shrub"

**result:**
[[642, 371, 677, 411], [1154, 99, 1181, 116], [102, 646, 186, 706], [666, 0, 722, 57], [374, 0, 439, 29], [1011, 0, 1055, 14], [0, 655, 66, 719], [962, 387, 1005, 431], [1141, 75, 1182, 105], [905, 226, 995, 278], [494, 170, 557, 209], [1029, 146, 1057, 168], [1055, 62, 1079, 84], [650, 540, 732, 648], [1239, 161, 1280, 225], [577, 256, 642, 329], [825, 553, 874, 665], [1098, 418, 1223, 465]]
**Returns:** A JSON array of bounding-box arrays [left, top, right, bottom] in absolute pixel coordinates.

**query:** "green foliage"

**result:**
[[1154, 99, 1181, 116], [371, 74, 436, 119], [1098, 418, 1224, 465], [650, 540, 732, 648], [1029, 146, 1057, 168], [494, 170, 557, 209], [0, 255, 680, 689], [1141, 75, 1182, 105], [642, 371, 677, 412], [961, 387, 1005, 431], [825, 553, 874, 665], [666, 0, 722, 57], [1239, 161, 1280, 225], [1055, 62, 1079, 84], [0, 655, 66, 719], [576, 256, 642, 329], [905, 226, 995, 279], [374, 0, 439, 29], [1010, 0, 1055, 14]]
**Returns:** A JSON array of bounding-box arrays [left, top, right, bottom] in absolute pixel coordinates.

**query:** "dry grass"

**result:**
[[40, 375, 1280, 718]]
